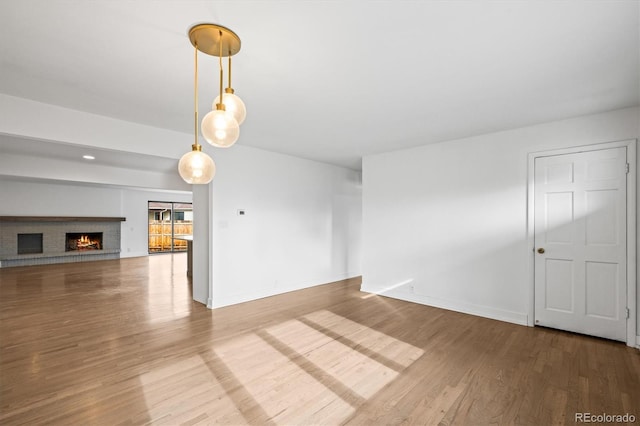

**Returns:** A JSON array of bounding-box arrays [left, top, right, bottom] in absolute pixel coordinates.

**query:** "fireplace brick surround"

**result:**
[[0, 217, 125, 268]]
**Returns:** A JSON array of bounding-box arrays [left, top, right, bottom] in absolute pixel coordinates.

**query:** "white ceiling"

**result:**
[[0, 1, 638, 171]]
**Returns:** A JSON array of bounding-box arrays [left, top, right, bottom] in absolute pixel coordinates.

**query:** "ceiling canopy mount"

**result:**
[[188, 23, 241, 57]]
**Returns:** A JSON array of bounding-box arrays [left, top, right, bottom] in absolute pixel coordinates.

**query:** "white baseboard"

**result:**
[[119, 251, 148, 258], [361, 284, 528, 326], [211, 273, 358, 309], [212, 287, 291, 309], [120, 251, 191, 259]]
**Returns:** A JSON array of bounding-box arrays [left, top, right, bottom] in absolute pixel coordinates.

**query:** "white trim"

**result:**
[[627, 141, 637, 347], [207, 182, 214, 309], [527, 153, 536, 327], [119, 251, 149, 258], [526, 139, 638, 347], [212, 274, 357, 308], [361, 285, 528, 326]]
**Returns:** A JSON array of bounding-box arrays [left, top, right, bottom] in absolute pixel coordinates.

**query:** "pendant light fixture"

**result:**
[[191, 24, 242, 148], [178, 23, 245, 184], [178, 38, 215, 184]]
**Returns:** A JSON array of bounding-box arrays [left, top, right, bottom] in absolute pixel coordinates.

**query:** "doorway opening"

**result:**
[[148, 201, 193, 254]]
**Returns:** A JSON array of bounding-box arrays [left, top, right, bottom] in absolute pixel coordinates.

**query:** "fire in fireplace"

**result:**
[[66, 232, 103, 251]]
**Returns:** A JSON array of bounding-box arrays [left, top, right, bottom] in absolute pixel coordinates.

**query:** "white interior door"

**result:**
[[534, 147, 627, 341]]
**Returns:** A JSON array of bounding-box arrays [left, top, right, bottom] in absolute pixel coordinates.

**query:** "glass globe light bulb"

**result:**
[[214, 92, 246, 125], [201, 108, 240, 148], [178, 148, 215, 184]]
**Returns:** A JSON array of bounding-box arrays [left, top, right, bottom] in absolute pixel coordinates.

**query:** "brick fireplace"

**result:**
[[0, 216, 125, 267]]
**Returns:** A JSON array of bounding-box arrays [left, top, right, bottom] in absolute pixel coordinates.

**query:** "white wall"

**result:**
[[0, 179, 123, 217], [0, 95, 364, 307], [0, 94, 189, 159], [0, 152, 190, 192], [362, 107, 639, 337], [0, 179, 191, 257], [192, 144, 363, 308]]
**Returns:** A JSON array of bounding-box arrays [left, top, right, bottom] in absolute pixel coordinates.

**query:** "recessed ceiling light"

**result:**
[[83, 155, 95, 160]]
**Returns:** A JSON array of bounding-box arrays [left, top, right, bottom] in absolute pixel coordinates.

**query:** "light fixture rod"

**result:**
[[228, 55, 232, 89], [194, 43, 199, 147], [218, 30, 224, 107]]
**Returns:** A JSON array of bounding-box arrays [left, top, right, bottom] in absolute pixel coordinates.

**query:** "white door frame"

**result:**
[[527, 139, 637, 347]]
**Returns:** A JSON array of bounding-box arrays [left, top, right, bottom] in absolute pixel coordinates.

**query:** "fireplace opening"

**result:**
[[66, 232, 103, 251], [18, 233, 43, 254]]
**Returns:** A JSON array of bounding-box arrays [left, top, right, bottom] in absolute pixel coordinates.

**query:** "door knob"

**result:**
[[537, 248, 545, 254]]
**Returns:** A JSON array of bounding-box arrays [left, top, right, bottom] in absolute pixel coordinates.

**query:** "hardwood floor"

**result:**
[[1, 255, 639, 425]]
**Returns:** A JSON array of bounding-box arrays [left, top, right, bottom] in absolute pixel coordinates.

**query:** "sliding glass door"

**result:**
[[148, 202, 193, 253]]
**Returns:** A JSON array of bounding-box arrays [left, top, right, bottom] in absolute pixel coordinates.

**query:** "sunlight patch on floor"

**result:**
[[146, 254, 192, 324], [265, 319, 398, 399], [139, 355, 244, 425], [213, 310, 423, 424], [214, 333, 354, 425], [303, 310, 425, 368], [138, 310, 425, 425]]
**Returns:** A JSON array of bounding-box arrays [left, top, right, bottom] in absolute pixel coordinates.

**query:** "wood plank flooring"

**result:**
[[1, 255, 639, 425]]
